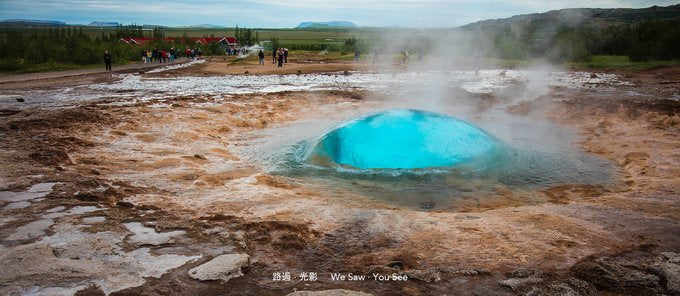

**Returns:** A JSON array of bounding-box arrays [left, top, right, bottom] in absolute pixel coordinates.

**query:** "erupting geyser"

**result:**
[[306, 109, 499, 170]]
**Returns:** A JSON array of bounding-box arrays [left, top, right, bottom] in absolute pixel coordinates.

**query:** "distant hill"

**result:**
[[0, 19, 67, 27], [461, 4, 680, 30], [295, 21, 358, 29], [88, 21, 121, 27]]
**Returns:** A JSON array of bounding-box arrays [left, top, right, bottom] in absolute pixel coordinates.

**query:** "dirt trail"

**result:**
[[0, 58, 191, 89]]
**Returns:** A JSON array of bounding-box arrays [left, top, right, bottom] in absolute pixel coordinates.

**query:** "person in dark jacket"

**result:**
[[277, 49, 284, 68], [272, 49, 277, 64], [104, 50, 112, 71], [258, 50, 265, 65]]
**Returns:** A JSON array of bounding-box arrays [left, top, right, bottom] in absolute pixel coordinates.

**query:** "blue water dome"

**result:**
[[306, 109, 499, 170]]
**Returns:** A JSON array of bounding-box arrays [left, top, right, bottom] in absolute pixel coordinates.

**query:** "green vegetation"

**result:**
[[0, 25, 227, 73], [1, 4, 680, 74], [569, 55, 680, 70], [477, 19, 680, 63]]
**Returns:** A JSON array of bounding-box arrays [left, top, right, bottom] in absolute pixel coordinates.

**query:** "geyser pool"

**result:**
[[306, 109, 499, 170], [236, 107, 616, 211]]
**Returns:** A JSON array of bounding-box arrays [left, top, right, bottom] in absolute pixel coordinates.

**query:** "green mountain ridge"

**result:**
[[461, 4, 680, 30]]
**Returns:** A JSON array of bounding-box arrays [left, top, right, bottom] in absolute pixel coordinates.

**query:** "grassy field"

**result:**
[[569, 55, 680, 70], [73, 26, 382, 48]]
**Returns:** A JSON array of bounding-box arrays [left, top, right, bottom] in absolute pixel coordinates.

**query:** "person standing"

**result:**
[[372, 49, 379, 64], [277, 49, 284, 68], [283, 48, 288, 63], [354, 49, 360, 63], [141, 50, 147, 63], [258, 49, 265, 65], [104, 50, 112, 71], [272, 49, 276, 64]]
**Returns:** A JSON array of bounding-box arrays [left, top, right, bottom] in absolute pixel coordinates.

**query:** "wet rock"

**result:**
[[343, 70, 350, 76], [29, 149, 70, 165], [6, 218, 54, 240], [404, 269, 441, 282], [116, 201, 134, 208], [75, 192, 101, 201], [124, 222, 185, 246], [188, 253, 249, 282], [1, 224, 200, 295], [650, 252, 680, 295], [387, 260, 404, 269], [438, 267, 491, 276], [244, 70, 250, 75], [571, 256, 663, 294], [16, 98, 25, 102], [297, 69, 302, 75], [138, 71, 145, 74], [590, 73, 598, 79], [500, 269, 597, 296], [193, 154, 207, 160], [4, 201, 31, 210], [523, 278, 598, 296], [287, 290, 373, 296], [499, 269, 545, 291]]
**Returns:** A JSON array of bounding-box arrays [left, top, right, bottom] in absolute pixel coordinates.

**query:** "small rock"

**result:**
[[404, 269, 441, 282], [138, 71, 145, 74], [116, 201, 134, 208], [188, 253, 250, 282], [655, 72, 665, 79], [297, 69, 302, 75], [499, 269, 545, 291], [193, 154, 207, 160], [75, 192, 100, 201], [16, 98, 25, 102], [572, 257, 663, 294], [244, 70, 250, 75], [343, 70, 350, 76], [387, 261, 404, 269], [590, 73, 598, 79], [651, 252, 680, 295], [287, 290, 373, 296], [499, 276, 544, 291]]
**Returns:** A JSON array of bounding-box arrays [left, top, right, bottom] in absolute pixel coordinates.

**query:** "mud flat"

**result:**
[[0, 60, 679, 295]]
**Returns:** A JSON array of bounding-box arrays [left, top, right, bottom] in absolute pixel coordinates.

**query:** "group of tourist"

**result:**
[[140, 48, 202, 64], [273, 48, 289, 68]]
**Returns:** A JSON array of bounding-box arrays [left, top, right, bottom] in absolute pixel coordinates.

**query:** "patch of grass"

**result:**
[[0, 61, 104, 74], [569, 55, 680, 70]]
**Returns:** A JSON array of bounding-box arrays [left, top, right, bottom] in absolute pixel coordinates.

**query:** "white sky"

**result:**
[[0, 0, 677, 27]]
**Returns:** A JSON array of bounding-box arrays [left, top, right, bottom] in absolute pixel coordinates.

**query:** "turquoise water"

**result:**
[[307, 109, 499, 170], [263, 109, 616, 211]]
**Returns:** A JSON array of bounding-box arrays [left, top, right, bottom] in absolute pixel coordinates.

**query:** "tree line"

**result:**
[[0, 25, 226, 72]]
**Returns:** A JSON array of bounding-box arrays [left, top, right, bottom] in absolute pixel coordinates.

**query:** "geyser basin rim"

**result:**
[[304, 109, 502, 170]]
